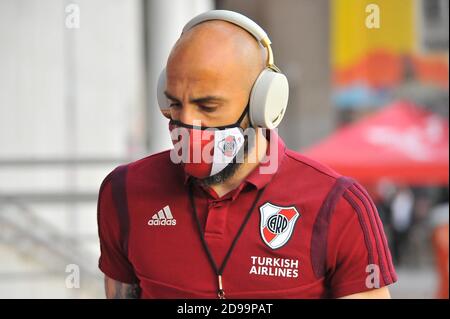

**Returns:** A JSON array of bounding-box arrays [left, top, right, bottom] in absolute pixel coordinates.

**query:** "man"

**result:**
[[97, 10, 397, 299]]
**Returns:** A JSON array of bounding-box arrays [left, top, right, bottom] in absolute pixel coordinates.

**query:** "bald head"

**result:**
[[165, 20, 267, 127], [170, 20, 266, 84]]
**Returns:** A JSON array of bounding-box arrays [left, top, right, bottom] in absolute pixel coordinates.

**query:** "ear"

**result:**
[[157, 67, 171, 119]]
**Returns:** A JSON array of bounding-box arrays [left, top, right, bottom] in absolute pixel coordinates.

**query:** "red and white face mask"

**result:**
[[169, 107, 248, 179]]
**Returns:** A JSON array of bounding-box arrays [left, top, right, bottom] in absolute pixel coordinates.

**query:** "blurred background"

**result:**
[[0, 0, 448, 298]]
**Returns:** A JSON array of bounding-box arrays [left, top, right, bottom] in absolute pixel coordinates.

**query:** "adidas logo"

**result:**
[[148, 205, 177, 226]]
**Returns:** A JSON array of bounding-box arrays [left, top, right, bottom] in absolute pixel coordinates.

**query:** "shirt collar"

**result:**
[[245, 129, 286, 190]]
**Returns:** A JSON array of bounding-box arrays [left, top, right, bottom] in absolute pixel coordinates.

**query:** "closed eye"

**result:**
[[169, 102, 181, 109], [198, 105, 217, 113]]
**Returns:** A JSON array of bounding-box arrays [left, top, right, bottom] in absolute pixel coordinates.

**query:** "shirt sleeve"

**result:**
[[326, 181, 397, 298], [97, 168, 139, 284]]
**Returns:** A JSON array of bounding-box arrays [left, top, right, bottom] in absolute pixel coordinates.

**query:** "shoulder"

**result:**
[[127, 149, 174, 173], [97, 149, 183, 222], [281, 148, 374, 210], [100, 149, 181, 190], [281, 148, 343, 188]]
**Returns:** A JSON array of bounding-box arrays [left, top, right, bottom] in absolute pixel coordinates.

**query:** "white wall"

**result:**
[[0, 0, 145, 298]]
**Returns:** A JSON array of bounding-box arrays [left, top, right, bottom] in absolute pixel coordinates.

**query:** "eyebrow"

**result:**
[[164, 91, 227, 104]]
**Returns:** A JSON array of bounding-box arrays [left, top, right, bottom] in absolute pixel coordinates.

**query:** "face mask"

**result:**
[[169, 106, 248, 179]]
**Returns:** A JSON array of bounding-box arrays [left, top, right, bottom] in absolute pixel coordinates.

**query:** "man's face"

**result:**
[[164, 21, 265, 185]]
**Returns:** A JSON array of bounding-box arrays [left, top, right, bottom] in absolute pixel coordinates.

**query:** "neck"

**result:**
[[210, 129, 268, 197]]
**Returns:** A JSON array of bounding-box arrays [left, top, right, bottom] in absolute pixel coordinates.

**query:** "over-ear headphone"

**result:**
[[157, 10, 289, 129]]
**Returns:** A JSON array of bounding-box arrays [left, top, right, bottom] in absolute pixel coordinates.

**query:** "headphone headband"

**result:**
[[182, 10, 278, 70], [158, 10, 289, 129]]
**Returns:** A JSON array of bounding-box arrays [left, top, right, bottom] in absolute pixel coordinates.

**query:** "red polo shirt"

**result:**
[[97, 131, 397, 298]]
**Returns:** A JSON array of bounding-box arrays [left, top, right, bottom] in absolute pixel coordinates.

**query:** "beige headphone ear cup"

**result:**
[[249, 69, 289, 129], [157, 68, 171, 118]]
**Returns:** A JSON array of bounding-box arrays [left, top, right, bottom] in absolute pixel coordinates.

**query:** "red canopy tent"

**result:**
[[302, 101, 449, 186]]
